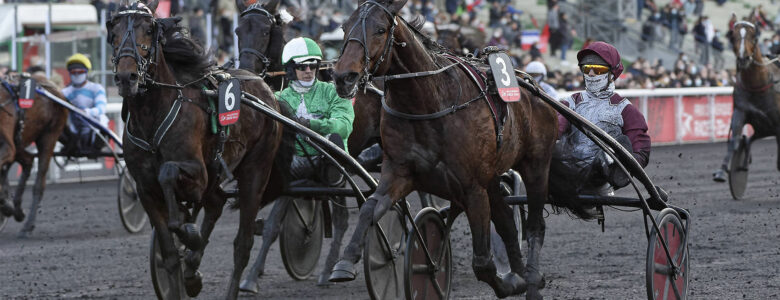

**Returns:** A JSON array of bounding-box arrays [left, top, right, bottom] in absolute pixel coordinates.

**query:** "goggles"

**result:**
[[294, 62, 320, 71], [580, 64, 610, 75], [69, 69, 88, 75]]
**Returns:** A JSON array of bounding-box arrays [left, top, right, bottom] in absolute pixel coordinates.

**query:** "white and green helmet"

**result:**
[[281, 37, 323, 65]]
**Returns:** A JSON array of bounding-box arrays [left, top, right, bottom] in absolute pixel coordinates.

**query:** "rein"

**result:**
[[110, 4, 160, 87], [0, 80, 17, 116], [341, 0, 398, 86]]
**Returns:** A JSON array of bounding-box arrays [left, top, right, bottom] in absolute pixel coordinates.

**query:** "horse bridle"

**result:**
[[238, 4, 276, 77], [109, 3, 161, 87], [341, 0, 399, 85]]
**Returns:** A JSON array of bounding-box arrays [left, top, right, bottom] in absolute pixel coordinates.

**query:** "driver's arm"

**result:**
[[309, 85, 354, 139]]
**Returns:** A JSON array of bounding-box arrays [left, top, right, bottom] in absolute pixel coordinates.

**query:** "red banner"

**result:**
[[680, 96, 710, 141], [645, 97, 676, 143]]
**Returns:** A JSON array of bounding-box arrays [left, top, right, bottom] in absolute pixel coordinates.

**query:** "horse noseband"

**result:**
[[110, 4, 160, 87]]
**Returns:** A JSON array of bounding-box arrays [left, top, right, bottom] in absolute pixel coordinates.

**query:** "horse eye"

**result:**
[[376, 28, 386, 34], [146, 29, 153, 34]]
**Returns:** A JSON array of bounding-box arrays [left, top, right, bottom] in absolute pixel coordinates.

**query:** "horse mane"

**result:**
[[402, 15, 452, 55], [159, 18, 215, 81]]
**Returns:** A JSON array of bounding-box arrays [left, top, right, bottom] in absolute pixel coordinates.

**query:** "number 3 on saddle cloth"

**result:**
[[441, 50, 516, 147]]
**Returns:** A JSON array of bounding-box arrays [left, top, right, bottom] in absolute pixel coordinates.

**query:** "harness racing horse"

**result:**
[[0, 75, 68, 238], [108, 1, 293, 298], [712, 21, 780, 184], [233, 0, 355, 289], [329, 0, 558, 298]]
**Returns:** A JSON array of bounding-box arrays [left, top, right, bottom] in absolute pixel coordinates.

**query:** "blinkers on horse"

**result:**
[[237, 3, 276, 77], [108, 3, 161, 90]]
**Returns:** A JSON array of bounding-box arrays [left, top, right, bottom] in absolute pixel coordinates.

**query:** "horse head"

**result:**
[[332, 0, 408, 98], [235, 0, 282, 75], [108, 0, 162, 97], [435, 24, 463, 53], [731, 20, 761, 71]]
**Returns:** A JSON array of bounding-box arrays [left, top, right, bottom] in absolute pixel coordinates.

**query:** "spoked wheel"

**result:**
[[150, 228, 189, 300], [729, 135, 750, 200], [405, 207, 452, 300], [280, 198, 324, 280], [117, 167, 147, 233], [646, 208, 689, 300], [419, 192, 449, 211], [364, 204, 407, 300]]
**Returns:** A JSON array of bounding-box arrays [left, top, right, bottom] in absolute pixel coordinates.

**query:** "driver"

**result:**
[[61, 53, 109, 155], [241, 37, 354, 290], [551, 41, 651, 218], [276, 37, 355, 177]]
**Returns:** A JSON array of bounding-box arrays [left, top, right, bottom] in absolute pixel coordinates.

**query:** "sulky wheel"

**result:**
[[150, 228, 189, 300], [280, 198, 324, 280], [405, 207, 452, 300], [419, 192, 449, 211], [729, 136, 750, 200], [646, 208, 689, 300], [118, 167, 147, 233], [0, 212, 7, 233], [364, 204, 407, 300]]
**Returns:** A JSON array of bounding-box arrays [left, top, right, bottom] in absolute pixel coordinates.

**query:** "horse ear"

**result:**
[[235, 0, 247, 13], [146, 0, 160, 13], [387, 0, 407, 14], [264, 0, 280, 14]]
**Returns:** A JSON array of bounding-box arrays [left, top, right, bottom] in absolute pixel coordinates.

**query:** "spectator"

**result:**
[[760, 38, 772, 55], [711, 29, 725, 70], [547, 3, 560, 55], [693, 16, 709, 65], [486, 28, 509, 49], [503, 21, 522, 48], [770, 34, 780, 55], [557, 12, 575, 61], [529, 42, 543, 61]]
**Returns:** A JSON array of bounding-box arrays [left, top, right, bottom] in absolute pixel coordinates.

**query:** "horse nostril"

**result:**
[[114, 75, 121, 84], [343, 72, 359, 85], [129, 73, 138, 81]]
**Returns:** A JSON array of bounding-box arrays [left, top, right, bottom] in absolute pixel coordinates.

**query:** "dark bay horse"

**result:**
[[0, 75, 68, 238], [712, 20, 780, 182], [330, 0, 558, 298], [108, 1, 292, 298]]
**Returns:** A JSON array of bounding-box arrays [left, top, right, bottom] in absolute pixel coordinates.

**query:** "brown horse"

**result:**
[[712, 20, 780, 182], [0, 75, 68, 238], [329, 0, 557, 298], [108, 1, 292, 298]]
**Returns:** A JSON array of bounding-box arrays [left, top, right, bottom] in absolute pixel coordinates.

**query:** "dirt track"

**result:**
[[1, 140, 780, 299]]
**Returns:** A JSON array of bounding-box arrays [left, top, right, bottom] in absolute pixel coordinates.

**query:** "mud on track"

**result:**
[[1, 140, 780, 299]]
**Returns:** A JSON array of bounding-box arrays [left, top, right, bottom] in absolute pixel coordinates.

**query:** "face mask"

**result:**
[[298, 79, 315, 87], [584, 73, 610, 95], [684, 79, 692, 86], [70, 73, 87, 85], [572, 80, 581, 88], [655, 13, 661, 18], [694, 78, 702, 86]]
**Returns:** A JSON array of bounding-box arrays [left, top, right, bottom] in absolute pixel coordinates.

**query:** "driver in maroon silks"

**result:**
[[551, 41, 652, 218]]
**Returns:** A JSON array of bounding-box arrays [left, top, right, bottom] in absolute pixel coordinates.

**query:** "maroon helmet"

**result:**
[[576, 41, 624, 78]]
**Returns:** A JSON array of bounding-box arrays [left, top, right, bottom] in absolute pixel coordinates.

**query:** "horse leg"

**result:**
[[144, 195, 186, 300], [464, 187, 525, 298], [488, 177, 525, 277], [18, 135, 57, 238], [329, 167, 412, 282], [318, 196, 349, 286], [239, 196, 292, 293], [11, 153, 33, 225], [158, 161, 206, 251], [0, 164, 14, 217], [714, 109, 746, 181], [183, 193, 226, 297], [517, 159, 551, 300], [224, 162, 274, 300]]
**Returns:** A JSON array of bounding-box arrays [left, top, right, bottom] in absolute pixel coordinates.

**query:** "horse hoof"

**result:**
[[328, 260, 358, 282], [13, 209, 25, 222], [712, 169, 727, 182], [239, 278, 260, 294], [317, 273, 333, 287], [0, 201, 14, 217], [184, 270, 203, 297], [17, 227, 33, 239], [179, 223, 202, 250], [503, 272, 527, 297], [523, 271, 545, 289], [525, 286, 544, 300]]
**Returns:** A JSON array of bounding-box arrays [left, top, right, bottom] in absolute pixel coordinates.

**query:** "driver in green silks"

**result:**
[[240, 37, 355, 293]]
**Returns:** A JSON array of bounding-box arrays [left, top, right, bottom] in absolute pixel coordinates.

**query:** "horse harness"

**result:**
[[1, 79, 27, 147], [342, 0, 507, 146]]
